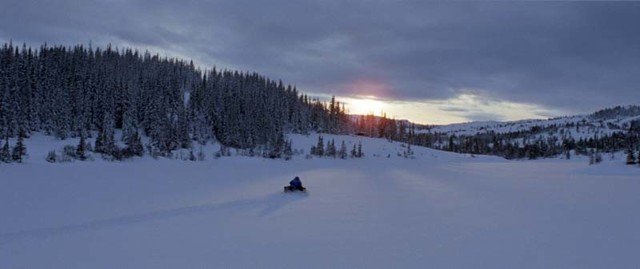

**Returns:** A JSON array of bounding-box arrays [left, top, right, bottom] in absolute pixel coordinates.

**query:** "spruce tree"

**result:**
[[626, 148, 636, 165], [310, 145, 317, 156], [0, 136, 10, 162], [124, 130, 144, 157], [11, 131, 26, 162], [76, 129, 87, 161], [339, 141, 347, 159], [326, 139, 337, 158], [315, 136, 324, 157], [94, 112, 120, 158]]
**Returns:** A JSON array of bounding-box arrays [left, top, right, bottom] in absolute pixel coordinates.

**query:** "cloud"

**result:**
[[362, 92, 573, 124], [1, 0, 639, 121]]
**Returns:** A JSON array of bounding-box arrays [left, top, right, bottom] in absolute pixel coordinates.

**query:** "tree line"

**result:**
[[351, 108, 640, 164], [0, 42, 353, 160]]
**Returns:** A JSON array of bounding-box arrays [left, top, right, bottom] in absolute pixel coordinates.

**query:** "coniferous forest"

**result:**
[[1, 42, 639, 164], [0, 43, 352, 160]]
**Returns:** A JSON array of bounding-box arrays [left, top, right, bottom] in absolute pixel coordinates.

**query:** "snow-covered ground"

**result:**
[[423, 111, 639, 140], [1, 134, 639, 268]]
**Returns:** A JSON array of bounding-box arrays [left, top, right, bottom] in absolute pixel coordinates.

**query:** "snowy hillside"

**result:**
[[425, 105, 640, 139], [2, 133, 639, 268], [406, 105, 640, 160]]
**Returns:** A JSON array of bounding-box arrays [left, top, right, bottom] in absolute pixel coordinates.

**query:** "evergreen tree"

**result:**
[[357, 141, 363, 158], [124, 130, 144, 157], [76, 129, 87, 161], [351, 144, 357, 158], [268, 133, 286, 159], [177, 106, 191, 149], [315, 136, 324, 157], [325, 139, 337, 158], [11, 129, 26, 162], [0, 136, 10, 162], [310, 145, 317, 156], [338, 141, 347, 159], [95, 113, 117, 157], [626, 147, 636, 165]]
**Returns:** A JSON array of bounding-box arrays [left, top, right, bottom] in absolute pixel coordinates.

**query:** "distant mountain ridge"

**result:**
[[347, 105, 640, 161], [405, 105, 640, 160], [424, 105, 640, 137]]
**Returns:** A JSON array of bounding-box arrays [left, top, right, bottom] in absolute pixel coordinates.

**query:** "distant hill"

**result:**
[[398, 105, 640, 160]]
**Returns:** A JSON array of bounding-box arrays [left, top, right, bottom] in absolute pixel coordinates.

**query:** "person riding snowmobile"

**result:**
[[289, 176, 304, 191]]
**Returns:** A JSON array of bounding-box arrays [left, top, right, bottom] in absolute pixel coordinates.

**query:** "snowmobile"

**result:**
[[284, 185, 307, 192], [285, 176, 306, 192]]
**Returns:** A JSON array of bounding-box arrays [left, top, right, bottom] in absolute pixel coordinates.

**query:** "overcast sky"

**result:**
[[1, 0, 639, 124]]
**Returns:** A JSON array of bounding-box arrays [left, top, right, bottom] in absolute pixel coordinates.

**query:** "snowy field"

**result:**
[[1, 134, 639, 268]]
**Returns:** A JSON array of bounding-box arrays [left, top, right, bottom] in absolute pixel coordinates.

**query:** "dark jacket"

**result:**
[[289, 177, 302, 188]]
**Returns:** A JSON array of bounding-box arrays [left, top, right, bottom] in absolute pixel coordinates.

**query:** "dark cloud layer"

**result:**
[[1, 0, 639, 115]]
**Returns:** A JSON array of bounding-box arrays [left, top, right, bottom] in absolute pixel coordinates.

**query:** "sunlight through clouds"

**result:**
[[335, 92, 573, 125], [340, 96, 388, 116]]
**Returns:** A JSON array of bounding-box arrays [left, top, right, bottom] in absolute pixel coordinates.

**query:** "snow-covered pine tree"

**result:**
[[124, 130, 144, 157], [315, 136, 324, 157], [95, 113, 117, 157], [268, 133, 286, 159], [120, 89, 138, 144], [0, 86, 14, 138], [626, 147, 636, 165], [351, 144, 357, 158], [339, 141, 347, 159], [177, 106, 191, 149], [11, 128, 26, 162], [76, 129, 87, 161], [325, 139, 336, 158], [310, 145, 317, 156], [0, 136, 10, 162]]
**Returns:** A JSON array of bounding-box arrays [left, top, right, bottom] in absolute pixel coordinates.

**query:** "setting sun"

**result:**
[[344, 96, 387, 116]]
